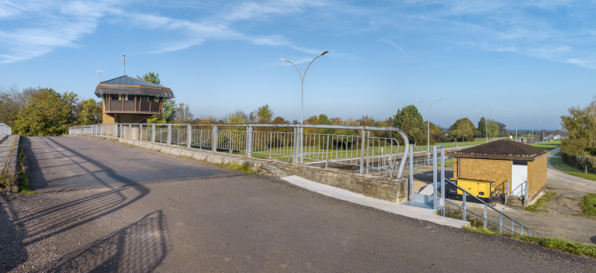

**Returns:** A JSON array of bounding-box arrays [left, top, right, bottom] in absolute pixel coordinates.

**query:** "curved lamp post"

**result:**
[[281, 50, 329, 124], [510, 116, 522, 142], [416, 98, 442, 163]]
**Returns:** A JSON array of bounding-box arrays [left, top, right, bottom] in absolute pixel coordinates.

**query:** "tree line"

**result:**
[[1, 72, 511, 142]]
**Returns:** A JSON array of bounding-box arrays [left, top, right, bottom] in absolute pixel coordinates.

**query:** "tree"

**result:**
[[447, 118, 476, 142], [478, 117, 486, 137], [174, 103, 194, 123], [77, 98, 102, 125], [137, 72, 161, 85], [226, 110, 248, 124], [255, 104, 274, 123], [393, 105, 425, 144], [137, 73, 177, 123], [14, 88, 78, 136]]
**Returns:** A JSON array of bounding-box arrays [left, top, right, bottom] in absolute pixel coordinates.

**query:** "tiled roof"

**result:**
[[449, 140, 548, 161]]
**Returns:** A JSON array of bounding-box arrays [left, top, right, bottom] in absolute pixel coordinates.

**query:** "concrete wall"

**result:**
[[527, 154, 547, 203], [454, 157, 512, 193], [97, 136, 408, 203]]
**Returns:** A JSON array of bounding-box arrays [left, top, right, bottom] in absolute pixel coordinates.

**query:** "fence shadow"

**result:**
[[37, 210, 170, 272], [0, 194, 28, 271]]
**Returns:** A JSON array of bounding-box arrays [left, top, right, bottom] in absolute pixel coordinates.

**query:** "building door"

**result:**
[[511, 162, 528, 196]]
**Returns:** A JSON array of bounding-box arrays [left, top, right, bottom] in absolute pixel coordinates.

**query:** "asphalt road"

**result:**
[[1, 136, 594, 272]]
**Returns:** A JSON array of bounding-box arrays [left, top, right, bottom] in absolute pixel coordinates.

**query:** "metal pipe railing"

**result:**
[[444, 178, 530, 236], [69, 123, 411, 179]]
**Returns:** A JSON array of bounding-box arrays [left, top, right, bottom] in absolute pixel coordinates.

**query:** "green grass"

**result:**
[[17, 147, 33, 194], [437, 160, 454, 166], [218, 163, 255, 174], [464, 226, 596, 258], [526, 192, 556, 212], [581, 194, 596, 217], [549, 152, 596, 181], [532, 140, 561, 151]]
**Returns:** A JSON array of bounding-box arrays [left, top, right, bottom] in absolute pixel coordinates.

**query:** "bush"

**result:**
[[561, 139, 596, 173]]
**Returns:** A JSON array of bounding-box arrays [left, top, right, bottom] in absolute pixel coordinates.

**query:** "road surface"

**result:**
[[0, 136, 593, 272]]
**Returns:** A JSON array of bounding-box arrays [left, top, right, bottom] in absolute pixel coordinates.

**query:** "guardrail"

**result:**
[[444, 178, 531, 236], [70, 123, 412, 179], [0, 123, 11, 136]]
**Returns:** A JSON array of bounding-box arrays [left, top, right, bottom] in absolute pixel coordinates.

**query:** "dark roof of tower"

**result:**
[[94, 75, 175, 98], [448, 140, 548, 161]]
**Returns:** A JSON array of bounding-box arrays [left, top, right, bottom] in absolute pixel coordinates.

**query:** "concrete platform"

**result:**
[[282, 175, 469, 229]]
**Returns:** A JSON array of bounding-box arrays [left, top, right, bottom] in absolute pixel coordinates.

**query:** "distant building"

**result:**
[[449, 140, 548, 206], [95, 75, 175, 124]]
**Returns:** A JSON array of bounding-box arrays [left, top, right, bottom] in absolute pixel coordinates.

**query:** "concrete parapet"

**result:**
[[89, 135, 408, 203]]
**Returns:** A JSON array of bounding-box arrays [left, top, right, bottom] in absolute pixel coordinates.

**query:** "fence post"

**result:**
[[463, 193, 467, 221], [499, 213, 503, 233], [246, 125, 252, 156], [360, 129, 366, 173], [129, 124, 132, 139], [366, 131, 371, 174], [433, 146, 437, 211], [212, 125, 218, 152], [441, 146, 445, 215], [187, 125, 192, 148], [484, 203, 488, 229], [293, 127, 298, 164], [167, 124, 171, 145], [139, 124, 142, 140], [152, 124, 156, 142], [298, 127, 304, 164]]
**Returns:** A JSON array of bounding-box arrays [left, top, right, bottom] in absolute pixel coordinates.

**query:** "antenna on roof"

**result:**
[[97, 64, 104, 83], [123, 55, 126, 75]]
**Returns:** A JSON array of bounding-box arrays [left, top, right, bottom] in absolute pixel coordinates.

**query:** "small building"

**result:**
[[449, 140, 548, 205], [95, 75, 175, 124]]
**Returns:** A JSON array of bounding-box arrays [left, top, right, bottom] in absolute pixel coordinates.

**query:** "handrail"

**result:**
[[70, 123, 411, 178], [444, 178, 530, 236]]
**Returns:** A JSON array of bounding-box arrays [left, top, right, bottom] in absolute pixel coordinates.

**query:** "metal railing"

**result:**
[[444, 178, 531, 236], [0, 123, 11, 136], [69, 123, 412, 178]]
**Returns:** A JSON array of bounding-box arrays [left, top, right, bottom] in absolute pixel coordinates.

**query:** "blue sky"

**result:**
[[1, 0, 595, 130]]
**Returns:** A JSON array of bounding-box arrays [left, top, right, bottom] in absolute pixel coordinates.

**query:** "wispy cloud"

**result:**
[[380, 38, 403, 51], [0, 0, 121, 64]]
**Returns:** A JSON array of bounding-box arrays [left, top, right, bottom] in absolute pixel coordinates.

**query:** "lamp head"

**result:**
[[319, 50, 329, 56], [280, 58, 288, 62]]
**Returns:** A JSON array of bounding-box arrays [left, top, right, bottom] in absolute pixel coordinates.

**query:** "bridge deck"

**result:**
[[0, 136, 592, 271]]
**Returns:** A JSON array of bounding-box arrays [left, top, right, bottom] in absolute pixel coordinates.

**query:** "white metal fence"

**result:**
[[0, 123, 11, 136], [70, 123, 413, 178]]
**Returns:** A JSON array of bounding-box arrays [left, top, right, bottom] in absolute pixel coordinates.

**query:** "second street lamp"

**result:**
[[416, 98, 442, 163]]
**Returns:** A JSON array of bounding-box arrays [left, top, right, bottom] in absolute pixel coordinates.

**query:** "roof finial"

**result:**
[[123, 55, 126, 75]]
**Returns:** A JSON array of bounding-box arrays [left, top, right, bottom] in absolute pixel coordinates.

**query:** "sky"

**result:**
[[1, 0, 596, 131]]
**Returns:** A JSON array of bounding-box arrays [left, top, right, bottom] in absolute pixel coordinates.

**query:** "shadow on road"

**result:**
[[38, 210, 170, 272], [0, 194, 28, 271], [8, 137, 168, 270]]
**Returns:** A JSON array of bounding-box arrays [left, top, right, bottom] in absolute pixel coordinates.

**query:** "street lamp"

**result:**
[[478, 110, 495, 143], [509, 116, 522, 142], [281, 50, 329, 124], [416, 98, 442, 163]]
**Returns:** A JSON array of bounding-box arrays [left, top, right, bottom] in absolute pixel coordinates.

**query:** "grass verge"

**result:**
[[218, 163, 255, 174], [581, 194, 596, 217], [17, 147, 33, 194], [463, 226, 596, 258], [549, 152, 596, 181], [437, 160, 454, 166], [532, 140, 561, 151], [525, 192, 556, 212]]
